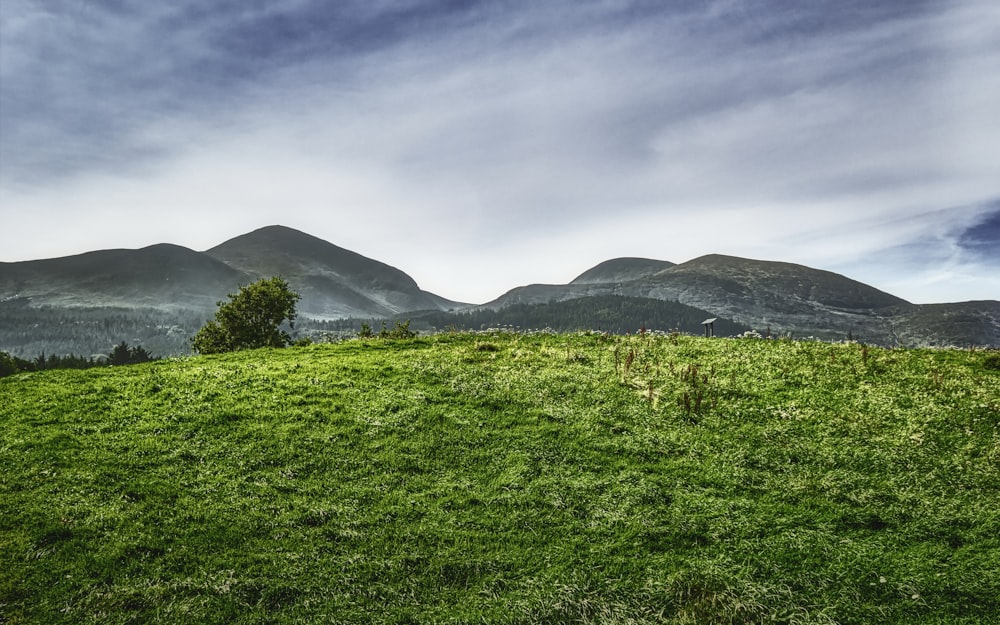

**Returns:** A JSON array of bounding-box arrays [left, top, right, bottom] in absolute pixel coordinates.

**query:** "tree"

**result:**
[[108, 341, 154, 365], [109, 341, 132, 366], [129, 345, 153, 364], [192, 277, 301, 354], [0, 351, 18, 377]]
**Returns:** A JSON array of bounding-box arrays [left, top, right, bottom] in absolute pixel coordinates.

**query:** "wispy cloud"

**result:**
[[1, 1, 997, 303]]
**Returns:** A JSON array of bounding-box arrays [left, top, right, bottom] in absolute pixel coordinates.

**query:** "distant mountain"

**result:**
[[1, 228, 997, 356], [205, 225, 461, 318], [0, 226, 460, 319], [888, 301, 1000, 348], [486, 254, 999, 346], [0, 226, 463, 356], [0, 243, 247, 310], [634, 254, 909, 341], [571, 258, 675, 285]]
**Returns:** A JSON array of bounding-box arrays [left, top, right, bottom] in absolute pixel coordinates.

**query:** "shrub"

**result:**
[[192, 277, 300, 354]]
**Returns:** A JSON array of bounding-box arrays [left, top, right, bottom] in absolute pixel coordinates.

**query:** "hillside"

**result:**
[[0, 243, 248, 310], [486, 255, 999, 346], [570, 257, 676, 285], [206, 225, 461, 318], [889, 300, 1000, 348], [0, 226, 462, 357], [634, 254, 909, 341], [358, 295, 750, 336], [2, 333, 998, 623]]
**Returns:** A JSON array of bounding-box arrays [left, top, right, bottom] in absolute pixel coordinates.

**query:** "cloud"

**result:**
[[958, 203, 1000, 263], [1, 1, 998, 304]]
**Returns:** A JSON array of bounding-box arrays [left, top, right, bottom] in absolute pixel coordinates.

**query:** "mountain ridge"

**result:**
[[486, 254, 996, 346], [571, 257, 676, 285], [1, 225, 997, 352], [0, 243, 249, 309]]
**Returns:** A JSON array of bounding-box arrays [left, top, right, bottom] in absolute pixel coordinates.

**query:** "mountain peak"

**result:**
[[208, 225, 331, 251], [670, 253, 910, 309], [571, 257, 676, 285], [205, 225, 457, 317]]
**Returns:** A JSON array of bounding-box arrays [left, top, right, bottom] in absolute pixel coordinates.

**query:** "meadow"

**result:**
[[1, 332, 998, 624]]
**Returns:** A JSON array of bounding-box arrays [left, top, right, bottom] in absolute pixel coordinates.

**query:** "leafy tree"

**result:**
[[192, 277, 301, 354]]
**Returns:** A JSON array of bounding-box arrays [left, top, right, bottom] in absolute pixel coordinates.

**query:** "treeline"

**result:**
[[299, 296, 749, 337], [0, 298, 205, 358], [1, 295, 750, 358], [0, 341, 157, 378]]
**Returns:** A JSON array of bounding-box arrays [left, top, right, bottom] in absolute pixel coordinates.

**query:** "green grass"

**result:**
[[1, 332, 998, 624]]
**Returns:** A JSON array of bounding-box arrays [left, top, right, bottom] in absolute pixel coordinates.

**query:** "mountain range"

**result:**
[[1, 225, 997, 355]]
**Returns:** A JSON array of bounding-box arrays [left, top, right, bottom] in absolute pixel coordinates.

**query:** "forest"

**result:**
[[0, 295, 748, 364], [0, 298, 207, 358], [300, 296, 749, 338]]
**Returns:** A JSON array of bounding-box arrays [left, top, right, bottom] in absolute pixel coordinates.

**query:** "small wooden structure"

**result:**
[[702, 317, 717, 338]]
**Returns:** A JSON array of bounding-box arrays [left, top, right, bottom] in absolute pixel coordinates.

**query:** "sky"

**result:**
[[1, 0, 999, 305]]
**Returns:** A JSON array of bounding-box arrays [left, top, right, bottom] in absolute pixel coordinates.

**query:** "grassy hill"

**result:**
[[2, 333, 998, 624]]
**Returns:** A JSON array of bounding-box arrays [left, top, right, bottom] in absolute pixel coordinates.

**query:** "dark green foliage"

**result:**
[[380, 319, 416, 339], [309, 295, 750, 338], [109, 341, 131, 365], [0, 351, 17, 377], [192, 277, 300, 354], [0, 298, 206, 357], [984, 353, 1000, 371], [0, 349, 141, 377], [357, 320, 416, 340], [108, 341, 154, 366]]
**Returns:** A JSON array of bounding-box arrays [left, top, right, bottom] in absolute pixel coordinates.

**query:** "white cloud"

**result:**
[[1, 1, 998, 304]]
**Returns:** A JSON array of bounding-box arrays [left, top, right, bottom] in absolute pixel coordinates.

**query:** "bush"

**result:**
[[359, 320, 416, 340], [381, 320, 416, 340], [192, 277, 301, 354]]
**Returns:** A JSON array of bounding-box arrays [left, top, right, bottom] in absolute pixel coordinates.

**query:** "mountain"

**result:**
[[486, 255, 999, 346], [0, 226, 463, 356], [888, 301, 1000, 348], [1, 228, 997, 355], [570, 257, 676, 285], [633, 254, 909, 341], [0, 226, 460, 319], [205, 225, 461, 318], [0, 243, 248, 310]]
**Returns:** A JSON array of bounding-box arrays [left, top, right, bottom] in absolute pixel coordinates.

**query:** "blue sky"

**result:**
[[1, 0, 998, 304]]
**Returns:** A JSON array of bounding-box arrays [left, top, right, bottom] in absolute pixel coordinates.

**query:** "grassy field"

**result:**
[[1, 332, 998, 624]]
